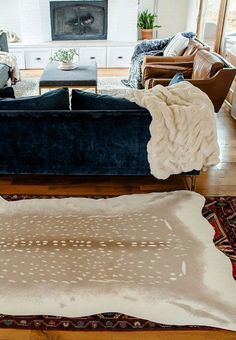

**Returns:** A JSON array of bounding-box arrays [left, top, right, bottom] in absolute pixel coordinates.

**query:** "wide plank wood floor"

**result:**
[[1, 68, 235, 197], [1, 329, 236, 340]]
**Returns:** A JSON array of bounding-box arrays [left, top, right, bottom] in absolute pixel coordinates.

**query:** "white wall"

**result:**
[[139, 0, 155, 13], [107, 0, 138, 41], [186, 0, 200, 34], [158, 0, 190, 38], [139, 0, 198, 38], [0, 0, 138, 43], [0, 0, 199, 42], [19, 0, 45, 43], [0, 0, 21, 39]]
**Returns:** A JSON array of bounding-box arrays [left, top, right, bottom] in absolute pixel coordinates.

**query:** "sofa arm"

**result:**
[[142, 63, 193, 85]]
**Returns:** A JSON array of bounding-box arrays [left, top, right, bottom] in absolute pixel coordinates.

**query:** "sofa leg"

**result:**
[[184, 176, 197, 191], [190, 176, 197, 191]]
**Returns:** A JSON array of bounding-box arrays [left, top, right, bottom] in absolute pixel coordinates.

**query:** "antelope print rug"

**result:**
[[0, 192, 235, 331]]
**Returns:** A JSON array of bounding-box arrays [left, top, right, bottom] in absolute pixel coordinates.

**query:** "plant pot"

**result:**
[[58, 62, 76, 71], [141, 29, 153, 40]]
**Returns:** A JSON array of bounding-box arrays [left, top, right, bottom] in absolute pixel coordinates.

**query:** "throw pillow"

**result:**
[[0, 86, 15, 99], [0, 88, 69, 110], [71, 90, 142, 110], [169, 72, 185, 86], [164, 33, 189, 57]]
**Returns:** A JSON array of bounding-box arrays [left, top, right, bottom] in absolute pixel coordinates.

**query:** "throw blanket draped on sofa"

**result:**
[[122, 82, 220, 179], [0, 51, 20, 84], [122, 32, 195, 89]]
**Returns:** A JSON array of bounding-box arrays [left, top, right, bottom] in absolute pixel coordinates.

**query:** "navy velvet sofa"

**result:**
[[0, 108, 154, 175], [0, 108, 199, 183]]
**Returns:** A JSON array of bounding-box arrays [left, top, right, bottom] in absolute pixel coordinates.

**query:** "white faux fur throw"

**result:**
[[0, 192, 235, 331], [122, 82, 220, 179], [0, 51, 20, 84]]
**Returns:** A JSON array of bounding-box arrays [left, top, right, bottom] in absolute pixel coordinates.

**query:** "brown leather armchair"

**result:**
[[142, 50, 236, 112], [141, 38, 209, 81]]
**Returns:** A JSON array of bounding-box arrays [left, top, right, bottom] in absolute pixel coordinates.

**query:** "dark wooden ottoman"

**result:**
[[39, 61, 97, 94]]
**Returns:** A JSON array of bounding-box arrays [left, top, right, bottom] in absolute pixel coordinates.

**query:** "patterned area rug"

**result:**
[[13, 77, 130, 98], [0, 195, 235, 331]]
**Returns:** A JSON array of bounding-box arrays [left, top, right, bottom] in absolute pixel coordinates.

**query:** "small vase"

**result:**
[[58, 62, 76, 70], [141, 29, 153, 40]]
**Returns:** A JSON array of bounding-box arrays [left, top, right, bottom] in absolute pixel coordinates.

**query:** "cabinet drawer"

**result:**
[[25, 49, 51, 69], [79, 47, 107, 67], [107, 47, 134, 68], [9, 50, 25, 69]]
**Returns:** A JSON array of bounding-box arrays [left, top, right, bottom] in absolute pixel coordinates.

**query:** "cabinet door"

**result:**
[[9, 50, 25, 69], [79, 47, 107, 67], [24, 49, 51, 69], [107, 47, 134, 68]]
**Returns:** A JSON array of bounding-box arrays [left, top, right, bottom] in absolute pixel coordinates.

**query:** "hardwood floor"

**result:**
[[3, 68, 236, 197], [1, 329, 235, 340], [21, 68, 129, 78]]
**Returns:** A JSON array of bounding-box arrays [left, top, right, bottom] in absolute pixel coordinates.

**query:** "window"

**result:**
[[199, 0, 221, 50], [222, 0, 236, 53], [198, 0, 236, 54]]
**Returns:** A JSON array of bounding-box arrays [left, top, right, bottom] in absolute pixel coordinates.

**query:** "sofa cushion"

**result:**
[[71, 90, 142, 110], [182, 39, 207, 57], [192, 50, 224, 80], [169, 72, 185, 86], [0, 86, 15, 98], [0, 88, 69, 110], [164, 33, 189, 57]]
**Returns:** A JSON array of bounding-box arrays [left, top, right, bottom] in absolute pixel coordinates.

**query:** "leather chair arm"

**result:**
[[143, 55, 194, 65], [142, 63, 193, 85], [145, 61, 194, 68], [145, 78, 172, 89]]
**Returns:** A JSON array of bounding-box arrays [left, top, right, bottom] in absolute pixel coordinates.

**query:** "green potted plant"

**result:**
[[50, 48, 79, 70], [138, 10, 161, 40]]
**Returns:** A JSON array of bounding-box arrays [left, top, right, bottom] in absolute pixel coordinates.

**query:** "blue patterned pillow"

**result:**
[[169, 72, 185, 86]]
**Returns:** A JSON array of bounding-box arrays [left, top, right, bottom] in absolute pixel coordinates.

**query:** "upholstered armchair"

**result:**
[[143, 50, 236, 112], [141, 38, 209, 84]]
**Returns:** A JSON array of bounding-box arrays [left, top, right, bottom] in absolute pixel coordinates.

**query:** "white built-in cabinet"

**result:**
[[9, 50, 25, 70], [9, 43, 135, 70], [24, 49, 52, 69], [107, 47, 134, 68], [79, 47, 107, 68]]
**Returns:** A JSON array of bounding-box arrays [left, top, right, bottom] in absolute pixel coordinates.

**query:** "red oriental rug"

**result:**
[[0, 195, 235, 331]]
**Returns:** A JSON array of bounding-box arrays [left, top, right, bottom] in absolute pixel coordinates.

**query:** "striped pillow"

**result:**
[[164, 33, 189, 57]]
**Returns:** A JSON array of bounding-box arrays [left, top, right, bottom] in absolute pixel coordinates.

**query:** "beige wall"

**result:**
[[139, 0, 198, 38]]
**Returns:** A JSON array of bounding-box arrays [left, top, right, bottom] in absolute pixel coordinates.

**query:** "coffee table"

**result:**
[[39, 61, 97, 94]]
